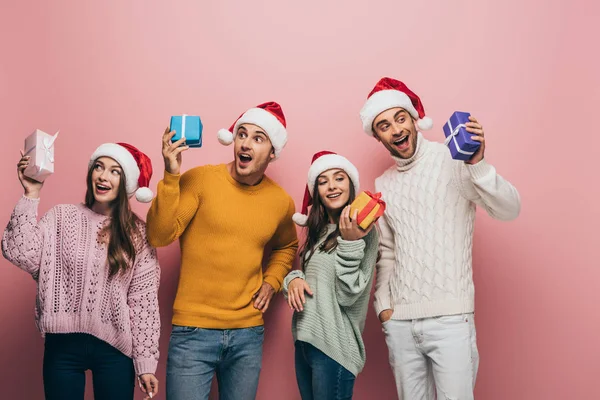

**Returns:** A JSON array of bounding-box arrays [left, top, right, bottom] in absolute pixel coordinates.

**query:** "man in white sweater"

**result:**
[[360, 77, 521, 400]]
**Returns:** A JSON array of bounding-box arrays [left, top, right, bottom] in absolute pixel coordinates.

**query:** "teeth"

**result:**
[[327, 193, 341, 198]]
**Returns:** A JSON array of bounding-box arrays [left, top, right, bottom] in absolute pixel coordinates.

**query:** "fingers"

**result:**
[[470, 136, 484, 143], [468, 116, 479, 124], [261, 297, 271, 313], [304, 282, 314, 296], [351, 209, 359, 229], [139, 375, 159, 398], [291, 287, 303, 311], [298, 286, 306, 305], [172, 144, 190, 156], [465, 126, 484, 136], [162, 127, 175, 143], [340, 206, 350, 230]]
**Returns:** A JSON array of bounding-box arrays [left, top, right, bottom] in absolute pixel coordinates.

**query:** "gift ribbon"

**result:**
[[356, 191, 386, 225], [26, 131, 59, 176], [181, 114, 187, 141], [443, 119, 475, 156]]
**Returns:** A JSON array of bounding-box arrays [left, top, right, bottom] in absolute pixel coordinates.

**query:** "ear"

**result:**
[[270, 147, 276, 160]]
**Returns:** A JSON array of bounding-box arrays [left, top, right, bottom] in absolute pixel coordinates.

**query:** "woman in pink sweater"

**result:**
[[2, 142, 161, 400]]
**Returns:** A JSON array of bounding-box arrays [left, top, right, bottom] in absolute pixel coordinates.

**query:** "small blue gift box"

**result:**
[[170, 115, 203, 148], [442, 111, 480, 161]]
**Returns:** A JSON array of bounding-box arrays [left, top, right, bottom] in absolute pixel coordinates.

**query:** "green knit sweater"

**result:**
[[283, 225, 379, 376]]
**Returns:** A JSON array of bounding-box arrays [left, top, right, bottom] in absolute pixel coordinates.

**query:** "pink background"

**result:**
[[0, 0, 597, 399]]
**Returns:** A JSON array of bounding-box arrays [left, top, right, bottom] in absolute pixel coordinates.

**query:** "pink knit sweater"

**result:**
[[2, 196, 161, 375]]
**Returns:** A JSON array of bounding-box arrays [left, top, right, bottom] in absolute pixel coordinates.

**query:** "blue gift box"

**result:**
[[170, 115, 203, 148], [442, 111, 480, 161]]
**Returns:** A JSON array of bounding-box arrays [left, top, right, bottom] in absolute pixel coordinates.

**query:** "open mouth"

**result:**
[[393, 135, 409, 148], [326, 193, 342, 199], [95, 183, 111, 194], [238, 153, 253, 164]]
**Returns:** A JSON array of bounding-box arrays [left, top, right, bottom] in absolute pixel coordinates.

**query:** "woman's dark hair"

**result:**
[[85, 161, 141, 277], [298, 173, 356, 270]]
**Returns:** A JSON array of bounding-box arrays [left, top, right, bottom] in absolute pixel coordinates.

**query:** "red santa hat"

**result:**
[[292, 151, 360, 226], [89, 142, 154, 203], [360, 77, 433, 135], [217, 101, 288, 159]]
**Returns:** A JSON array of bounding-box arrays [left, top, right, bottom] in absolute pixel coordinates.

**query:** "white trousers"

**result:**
[[383, 314, 479, 400]]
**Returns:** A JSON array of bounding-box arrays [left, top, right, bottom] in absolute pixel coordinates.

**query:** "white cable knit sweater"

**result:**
[[373, 133, 521, 320]]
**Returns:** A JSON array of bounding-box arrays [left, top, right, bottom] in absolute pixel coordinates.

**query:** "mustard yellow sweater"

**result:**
[[146, 164, 298, 329]]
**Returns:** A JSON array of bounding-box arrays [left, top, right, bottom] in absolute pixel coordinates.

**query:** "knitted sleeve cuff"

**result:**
[[162, 170, 181, 188], [466, 158, 495, 181], [336, 237, 366, 259], [134, 358, 158, 376], [374, 297, 392, 317]]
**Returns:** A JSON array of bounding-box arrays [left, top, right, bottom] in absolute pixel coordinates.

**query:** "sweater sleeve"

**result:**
[[127, 234, 161, 376], [335, 229, 379, 308], [2, 196, 52, 279], [373, 213, 396, 316], [452, 159, 521, 221], [263, 197, 299, 292], [146, 169, 201, 247]]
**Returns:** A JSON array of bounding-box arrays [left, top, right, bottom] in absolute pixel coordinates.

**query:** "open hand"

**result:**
[[287, 278, 313, 312]]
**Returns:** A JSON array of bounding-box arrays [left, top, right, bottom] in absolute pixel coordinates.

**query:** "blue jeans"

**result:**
[[166, 325, 264, 400], [43, 333, 135, 400], [295, 341, 356, 400]]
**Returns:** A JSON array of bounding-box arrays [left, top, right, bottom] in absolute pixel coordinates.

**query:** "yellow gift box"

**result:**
[[349, 191, 386, 230]]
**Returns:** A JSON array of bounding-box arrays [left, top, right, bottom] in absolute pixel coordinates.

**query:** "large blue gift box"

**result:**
[[442, 111, 480, 161], [170, 115, 203, 148]]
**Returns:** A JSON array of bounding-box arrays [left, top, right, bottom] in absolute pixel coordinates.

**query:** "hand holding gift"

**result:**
[[17, 150, 44, 198], [443, 112, 483, 162], [348, 191, 386, 231], [463, 115, 485, 165], [340, 205, 373, 241], [22, 129, 59, 183], [162, 127, 189, 175]]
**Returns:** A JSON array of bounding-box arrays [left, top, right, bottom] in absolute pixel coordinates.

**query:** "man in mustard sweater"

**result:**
[[147, 102, 298, 400]]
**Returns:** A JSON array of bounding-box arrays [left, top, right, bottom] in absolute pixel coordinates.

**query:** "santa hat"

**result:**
[[89, 143, 154, 203], [217, 101, 288, 159], [360, 77, 433, 135], [292, 151, 360, 226]]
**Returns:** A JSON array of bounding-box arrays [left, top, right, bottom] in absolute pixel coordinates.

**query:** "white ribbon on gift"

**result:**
[[181, 114, 187, 141], [36, 131, 59, 176], [443, 119, 474, 156]]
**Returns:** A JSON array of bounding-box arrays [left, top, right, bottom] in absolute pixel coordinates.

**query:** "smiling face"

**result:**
[[372, 107, 418, 159], [316, 168, 351, 218], [90, 156, 123, 204]]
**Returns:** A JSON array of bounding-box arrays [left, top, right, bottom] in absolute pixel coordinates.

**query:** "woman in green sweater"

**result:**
[[284, 151, 379, 400]]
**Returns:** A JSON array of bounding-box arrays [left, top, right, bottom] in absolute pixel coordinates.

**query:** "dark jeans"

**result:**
[[295, 341, 356, 400], [43, 333, 135, 400]]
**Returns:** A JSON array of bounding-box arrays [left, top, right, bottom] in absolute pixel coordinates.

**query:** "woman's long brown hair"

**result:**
[[85, 163, 141, 277], [298, 175, 356, 270]]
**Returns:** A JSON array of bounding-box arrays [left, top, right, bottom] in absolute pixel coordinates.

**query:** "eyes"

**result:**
[[238, 131, 265, 143], [94, 163, 121, 176], [378, 116, 406, 132], [318, 175, 346, 186]]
